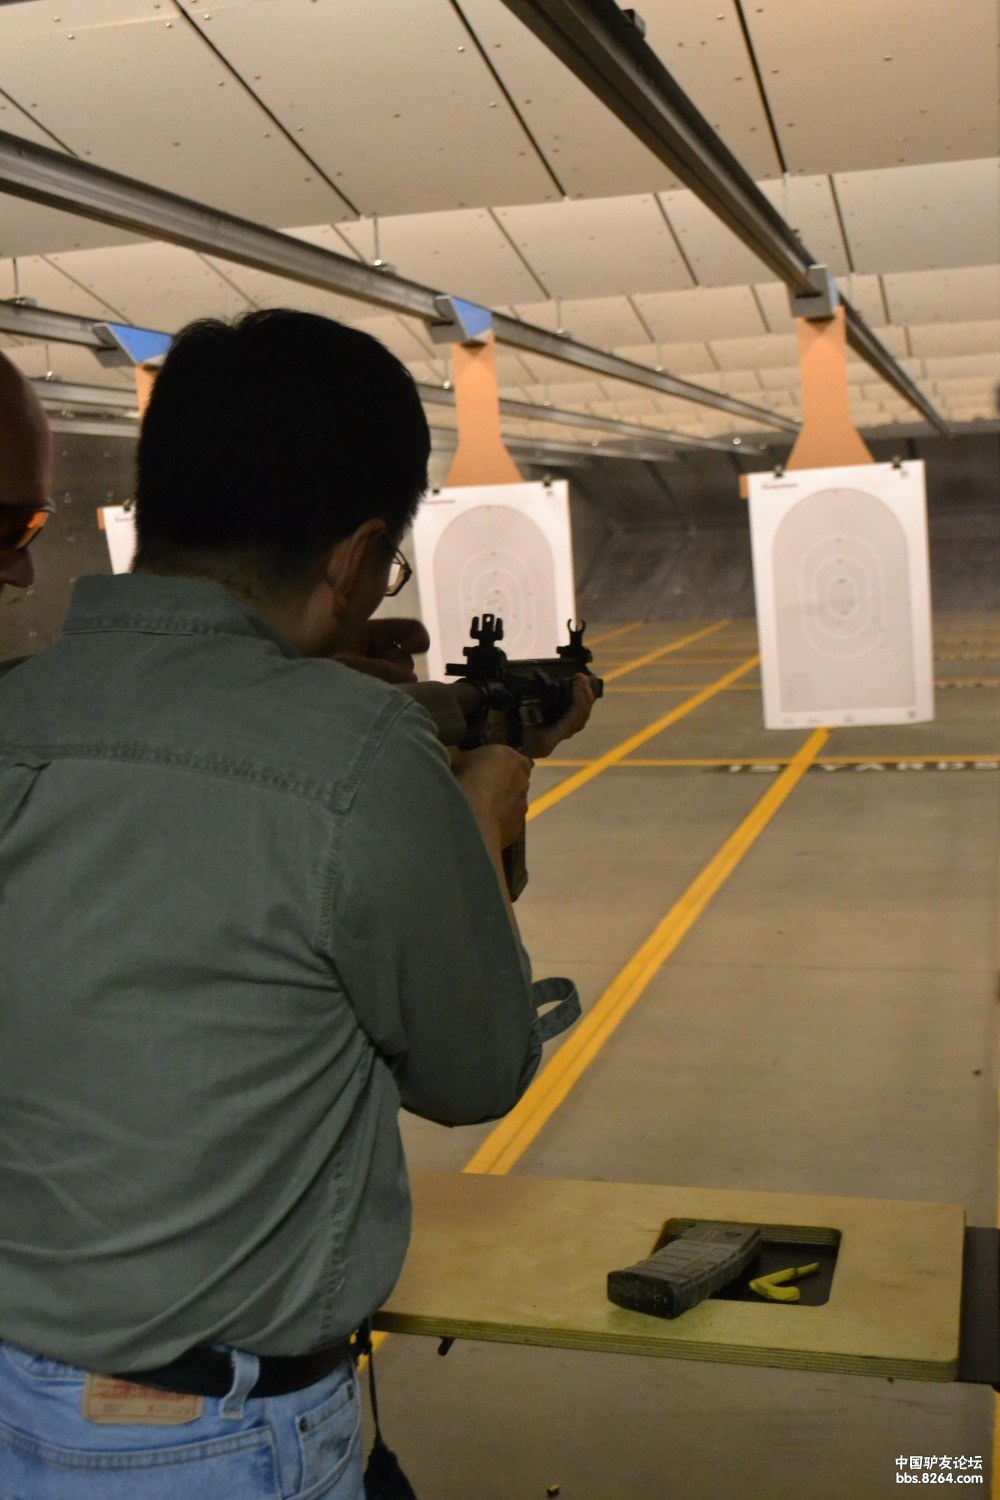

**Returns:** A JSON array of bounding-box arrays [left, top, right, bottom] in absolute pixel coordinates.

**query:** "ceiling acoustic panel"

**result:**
[[0, 0, 346, 227], [753, 282, 796, 334], [510, 351, 603, 389], [454, 0, 681, 198], [922, 353, 1000, 382], [709, 333, 801, 371], [45, 243, 255, 331], [199, 252, 371, 325], [519, 380, 610, 409], [835, 159, 1000, 273], [0, 193, 139, 260], [635, 0, 784, 179], [836, 276, 891, 326], [658, 189, 773, 287], [757, 176, 850, 276], [633, 284, 767, 342], [540, 296, 648, 348], [0, 91, 64, 149], [187, 0, 555, 216], [745, 0, 1000, 174], [883, 266, 1000, 325], [494, 196, 693, 299], [695, 370, 764, 393], [908, 321, 1000, 358], [613, 340, 716, 376], [757, 365, 802, 391], [335, 209, 543, 308], [0, 253, 125, 320]]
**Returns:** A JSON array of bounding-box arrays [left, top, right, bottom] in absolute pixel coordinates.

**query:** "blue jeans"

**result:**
[[0, 1341, 364, 1499]]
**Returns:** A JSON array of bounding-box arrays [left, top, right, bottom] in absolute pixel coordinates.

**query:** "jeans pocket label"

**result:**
[[81, 1374, 204, 1425]]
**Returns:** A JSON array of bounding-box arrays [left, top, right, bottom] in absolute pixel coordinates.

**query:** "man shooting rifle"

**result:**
[[0, 309, 595, 1500]]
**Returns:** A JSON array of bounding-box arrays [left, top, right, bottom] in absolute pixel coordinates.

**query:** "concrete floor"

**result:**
[[375, 613, 1000, 1500]]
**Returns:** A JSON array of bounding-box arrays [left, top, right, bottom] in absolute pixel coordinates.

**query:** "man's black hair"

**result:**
[[134, 309, 430, 595]]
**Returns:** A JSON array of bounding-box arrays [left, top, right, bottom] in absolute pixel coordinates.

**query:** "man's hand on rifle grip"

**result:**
[[451, 744, 533, 851], [529, 673, 599, 758]]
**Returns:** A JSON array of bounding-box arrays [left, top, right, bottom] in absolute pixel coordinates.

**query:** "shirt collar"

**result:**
[[63, 573, 303, 659]]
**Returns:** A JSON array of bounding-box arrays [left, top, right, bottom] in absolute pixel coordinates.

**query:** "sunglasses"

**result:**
[[0, 501, 55, 551]]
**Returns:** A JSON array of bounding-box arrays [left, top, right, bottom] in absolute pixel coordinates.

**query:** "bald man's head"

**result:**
[[0, 350, 53, 590]]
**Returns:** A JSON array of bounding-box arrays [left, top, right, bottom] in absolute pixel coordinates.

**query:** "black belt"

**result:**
[[111, 1337, 355, 1399]]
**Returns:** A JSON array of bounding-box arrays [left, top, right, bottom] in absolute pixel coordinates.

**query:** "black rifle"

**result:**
[[444, 614, 604, 900]]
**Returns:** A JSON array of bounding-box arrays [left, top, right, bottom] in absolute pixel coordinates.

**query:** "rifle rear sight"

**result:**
[[445, 616, 604, 753]]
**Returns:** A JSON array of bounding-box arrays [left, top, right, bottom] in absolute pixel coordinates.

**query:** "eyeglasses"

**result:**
[[0, 500, 55, 551], [384, 543, 412, 598]]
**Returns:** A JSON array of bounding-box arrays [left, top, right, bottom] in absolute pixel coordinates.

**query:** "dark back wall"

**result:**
[[574, 431, 999, 619], [0, 430, 134, 659], [2, 428, 996, 659]]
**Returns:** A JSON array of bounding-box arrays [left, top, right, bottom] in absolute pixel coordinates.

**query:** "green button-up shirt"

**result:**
[[0, 574, 539, 1371]]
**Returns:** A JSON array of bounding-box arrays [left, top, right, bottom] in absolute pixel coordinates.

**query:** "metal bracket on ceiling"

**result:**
[[789, 264, 841, 323], [429, 294, 494, 347]]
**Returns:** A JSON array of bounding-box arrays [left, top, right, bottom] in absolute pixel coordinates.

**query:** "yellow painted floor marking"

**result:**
[[597, 655, 748, 667], [528, 656, 759, 823], [607, 680, 994, 694], [466, 728, 831, 1176], [935, 650, 1000, 661], [606, 683, 760, 693], [543, 754, 1000, 769], [586, 622, 641, 647], [602, 620, 731, 683]]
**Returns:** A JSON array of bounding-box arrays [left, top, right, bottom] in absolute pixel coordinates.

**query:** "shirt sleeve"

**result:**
[[328, 699, 541, 1125]]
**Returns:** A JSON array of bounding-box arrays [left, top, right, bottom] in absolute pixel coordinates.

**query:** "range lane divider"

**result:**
[[465, 727, 831, 1177], [528, 654, 759, 823]]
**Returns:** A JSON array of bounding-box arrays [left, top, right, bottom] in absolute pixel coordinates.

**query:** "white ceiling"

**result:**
[[0, 0, 998, 440]]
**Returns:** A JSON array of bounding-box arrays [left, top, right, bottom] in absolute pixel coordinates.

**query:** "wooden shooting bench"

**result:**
[[374, 1172, 999, 1385]]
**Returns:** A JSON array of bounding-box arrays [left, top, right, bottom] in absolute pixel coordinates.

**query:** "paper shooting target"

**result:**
[[748, 463, 934, 729], [100, 505, 138, 573], [412, 481, 576, 684]]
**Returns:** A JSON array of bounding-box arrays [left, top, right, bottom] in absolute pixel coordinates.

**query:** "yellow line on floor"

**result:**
[[596, 655, 747, 667], [542, 754, 1000, 769], [466, 727, 831, 1176], [606, 683, 760, 693], [602, 620, 732, 683], [586, 622, 641, 647], [528, 655, 759, 822]]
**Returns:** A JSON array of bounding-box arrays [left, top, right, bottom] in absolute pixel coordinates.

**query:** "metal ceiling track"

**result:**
[[27, 382, 669, 464], [420, 382, 747, 453], [5, 301, 759, 456], [497, 0, 950, 437], [0, 128, 796, 434]]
